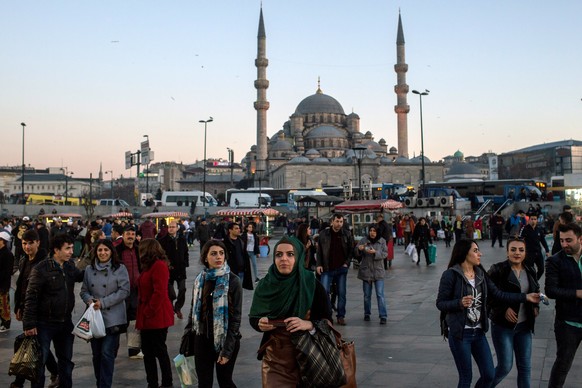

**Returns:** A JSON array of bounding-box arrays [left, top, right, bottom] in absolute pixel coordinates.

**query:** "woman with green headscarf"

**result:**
[[249, 236, 332, 387]]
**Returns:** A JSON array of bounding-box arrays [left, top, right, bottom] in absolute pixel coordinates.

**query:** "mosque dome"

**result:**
[[454, 150, 464, 159], [305, 148, 321, 160], [295, 89, 345, 115], [312, 157, 330, 164], [394, 156, 412, 164], [305, 125, 345, 139], [365, 148, 378, 159], [380, 157, 393, 165], [389, 146, 398, 154], [288, 156, 311, 164], [410, 155, 431, 164], [271, 138, 293, 151], [347, 112, 360, 119], [363, 140, 384, 153], [330, 156, 349, 164], [447, 162, 480, 175]]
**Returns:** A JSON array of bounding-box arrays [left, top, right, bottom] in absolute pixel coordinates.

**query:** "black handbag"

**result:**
[[9, 335, 42, 383], [291, 320, 346, 388], [180, 329, 196, 357]]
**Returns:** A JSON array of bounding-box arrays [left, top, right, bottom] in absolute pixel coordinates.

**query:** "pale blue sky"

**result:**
[[2, 1, 581, 178]]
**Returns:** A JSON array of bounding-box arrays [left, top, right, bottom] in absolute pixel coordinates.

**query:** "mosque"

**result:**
[[242, 8, 444, 192]]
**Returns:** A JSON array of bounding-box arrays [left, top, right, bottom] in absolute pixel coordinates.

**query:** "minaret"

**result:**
[[394, 11, 410, 158], [254, 6, 269, 177], [98, 162, 103, 181]]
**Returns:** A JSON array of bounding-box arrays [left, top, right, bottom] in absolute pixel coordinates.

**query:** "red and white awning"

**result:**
[[141, 211, 190, 219], [214, 208, 280, 217], [103, 212, 134, 218]]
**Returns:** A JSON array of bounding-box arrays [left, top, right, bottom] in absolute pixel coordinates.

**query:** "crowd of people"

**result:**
[[0, 203, 581, 387]]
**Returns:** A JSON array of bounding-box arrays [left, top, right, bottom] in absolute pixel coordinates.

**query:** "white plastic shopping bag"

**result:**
[[174, 353, 198, 387], [72, 306, 94, 341], [91, 307, 106, 339], [412, 246, 419, 264], [405, 243, 415, 256]]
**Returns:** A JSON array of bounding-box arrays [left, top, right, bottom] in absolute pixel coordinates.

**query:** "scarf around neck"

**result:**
[[191, 263, 230, 353], [249, 236, 316, 319]]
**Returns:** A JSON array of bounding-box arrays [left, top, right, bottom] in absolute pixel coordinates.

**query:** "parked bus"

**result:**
[[25, 194, 97, 206], [161, 191, 217, 207]]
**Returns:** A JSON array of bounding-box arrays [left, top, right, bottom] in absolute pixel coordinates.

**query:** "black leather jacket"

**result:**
[[23, 258, 84, 330], [545, 250, 582, 323], [316, 227, 354, 271], [487, 260, 540, 332]]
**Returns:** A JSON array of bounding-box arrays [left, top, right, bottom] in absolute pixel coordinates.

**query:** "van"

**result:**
[[229, 192, 272, 208], [161, 191, 217, 207], [98, 199, 131, 207]]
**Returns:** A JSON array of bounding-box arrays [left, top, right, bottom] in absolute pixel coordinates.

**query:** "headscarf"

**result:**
[[249, 236, 316, 319], [191, 263, 230, 353], [367, 225, 380, 244]]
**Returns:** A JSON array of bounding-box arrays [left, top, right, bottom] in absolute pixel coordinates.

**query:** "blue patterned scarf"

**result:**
[[191, 263, 230, 353]]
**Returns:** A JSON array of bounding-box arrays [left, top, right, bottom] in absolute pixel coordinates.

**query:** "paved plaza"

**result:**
[[1, 237, 582, 387]]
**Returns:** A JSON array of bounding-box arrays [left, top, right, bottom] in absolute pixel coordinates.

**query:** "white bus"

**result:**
[[161, 191, 217, 207]]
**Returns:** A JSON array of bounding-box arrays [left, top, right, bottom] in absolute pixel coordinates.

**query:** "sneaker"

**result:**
[[0, 325, 8, 333], [380, 318, 387, 325], [364, 315, 370, 322], [129, 351, 144, 359]]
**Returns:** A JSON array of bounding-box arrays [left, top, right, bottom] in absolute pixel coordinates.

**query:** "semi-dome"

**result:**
[[305, 125, 345, 139], [305, 148, 320, 156], [271, 139, 293, 151], [363, 140, 384, 153], [295, 90, 345, 115], [380, 157, 393, 165], [394, 156, 412, 164]]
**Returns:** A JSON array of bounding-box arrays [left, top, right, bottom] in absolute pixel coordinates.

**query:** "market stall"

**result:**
[[214, 207, 280, 243], [141, 211, 190, 228]]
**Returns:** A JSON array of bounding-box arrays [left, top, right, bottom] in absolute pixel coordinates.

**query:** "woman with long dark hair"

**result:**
[[296, 223, 316, 270], [241, 222, 261, 282], [80, 239, 130, 388], [488, 237, 540, 387], [184, 240, 243, 387], [136, 239, 174, 388], [436, 239, 539, 388]]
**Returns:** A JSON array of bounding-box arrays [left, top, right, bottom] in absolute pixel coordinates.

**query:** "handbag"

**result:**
[[180, 328, 196, 357], [291, 320, 346, 388], [9, 335, 42, 383], [329, 324, 357, 388]]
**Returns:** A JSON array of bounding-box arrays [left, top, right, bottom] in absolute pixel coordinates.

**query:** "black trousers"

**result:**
[[141, 328, 173, 388], [195, 334, 240, 388]]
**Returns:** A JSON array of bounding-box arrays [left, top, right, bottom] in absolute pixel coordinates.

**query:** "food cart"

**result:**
[[214, 208, 281, 257], [140, 211, 190, 228]]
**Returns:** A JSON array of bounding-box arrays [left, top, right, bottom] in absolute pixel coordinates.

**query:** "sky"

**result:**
[[2, 1, 582, 179]]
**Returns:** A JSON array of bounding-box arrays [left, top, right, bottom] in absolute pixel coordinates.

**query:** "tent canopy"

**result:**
[[141, 211, 189, 219], [334, 199, 404, 214], [214, 208, 280, 217]]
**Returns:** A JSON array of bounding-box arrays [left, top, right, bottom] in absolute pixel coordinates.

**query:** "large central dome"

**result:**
[[294, 89, 345, 115]]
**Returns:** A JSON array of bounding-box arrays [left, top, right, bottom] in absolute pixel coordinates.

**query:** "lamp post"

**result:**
[[105, 170, 114, 213], [143, 134, 150, 203], [199, 117, 213, 210], [352, 145, 367, 200], [227, 148, 234, 186], [61, 168, 73, 206], [255, 168, 265, 208], [21, 122, 26, 212], [412, 89, 429, 194]]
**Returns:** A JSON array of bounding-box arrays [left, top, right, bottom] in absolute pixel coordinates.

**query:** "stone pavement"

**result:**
[[1, 239, 582, 387]]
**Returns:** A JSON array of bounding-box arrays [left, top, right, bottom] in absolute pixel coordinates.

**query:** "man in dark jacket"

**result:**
[[196, 218, 211, 252], [223, 222, 253, 290], [519, 214, 549, 280], [545, 222, 582, 388], [115, 225, 142, 358], [490, 213, 505, 248], [158, 221, 189, 319], [317, 214, 354, 325], [23, 234, 83, 388]]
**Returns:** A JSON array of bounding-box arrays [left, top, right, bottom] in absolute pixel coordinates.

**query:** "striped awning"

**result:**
[[380, 199, 404, 210], [103, 212, 134, 218], [214, 208, 280, 217], [141, 211, 190, 219]]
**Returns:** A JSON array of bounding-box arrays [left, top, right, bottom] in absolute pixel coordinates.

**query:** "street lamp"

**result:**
[[199, 117, 213, 210], [105, 170, 114, 213], [143, 134, 150, 202], [21, 122, 26, 212], [255, 168, 265, 208], [227, 147, 234, 186], [412, 89, 429, 194], [352, 145, 367, 200], [61, 168, 73, 205]]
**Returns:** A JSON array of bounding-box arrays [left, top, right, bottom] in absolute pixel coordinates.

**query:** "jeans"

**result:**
[[247, 251, 258, 280], [32, 320, 75, 388], [168, 278, 186, 313], [448, 328, 495, 388], [491, 322, 532, 388], [548, 320, 582, 388], [141, 328, 173, 388], [90, 332, 120, 388], [362, 280, 387, 318], [320, 266, 348, 319]]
